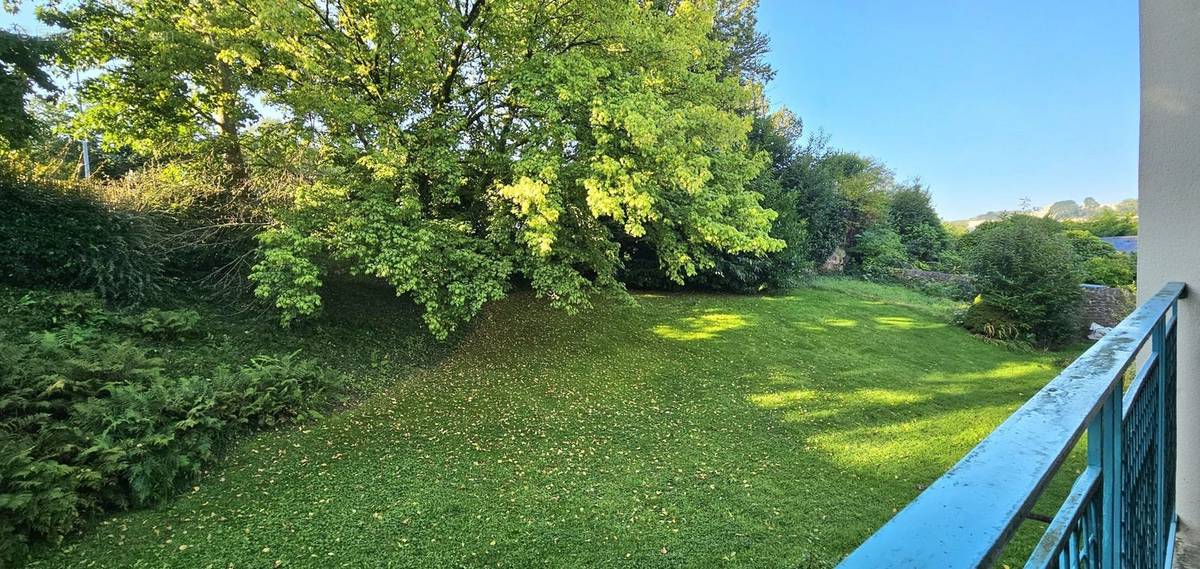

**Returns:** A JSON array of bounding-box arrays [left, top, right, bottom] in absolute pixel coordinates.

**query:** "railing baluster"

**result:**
[[1154, 317, 1167, 563], [1099, 386, 1122, 569]]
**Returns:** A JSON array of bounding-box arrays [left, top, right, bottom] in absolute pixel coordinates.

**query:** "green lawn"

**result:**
[[30, 278, 1077, 568]]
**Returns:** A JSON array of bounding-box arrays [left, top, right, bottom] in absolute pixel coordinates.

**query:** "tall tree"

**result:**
[[44, 0, 260, 186], [0, 28, 56, 146], [711, 0, 773, 85], [240, 0, 782, 336], [888, 183, 948, 264]]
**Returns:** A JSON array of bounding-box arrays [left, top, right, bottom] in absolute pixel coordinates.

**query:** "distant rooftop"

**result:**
[[1100, 235, 1138, 253]]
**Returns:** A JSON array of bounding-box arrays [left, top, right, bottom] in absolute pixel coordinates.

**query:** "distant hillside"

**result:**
[[950, 198, 1137, 230]]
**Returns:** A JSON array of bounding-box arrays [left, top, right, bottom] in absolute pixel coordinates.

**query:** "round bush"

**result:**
[[965, 215, 1083, 346]]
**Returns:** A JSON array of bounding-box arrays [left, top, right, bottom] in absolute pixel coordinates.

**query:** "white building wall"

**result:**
[[1139, 0, 1200, 561]]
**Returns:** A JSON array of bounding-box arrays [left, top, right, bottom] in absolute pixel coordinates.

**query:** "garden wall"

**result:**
[[893, 268, 973, 288], [1079, 283, 1135, 329]]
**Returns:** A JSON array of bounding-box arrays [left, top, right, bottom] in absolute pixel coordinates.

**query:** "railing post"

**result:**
[[1093, 385, 1122, 569], [1154, 317, 1167, 563]]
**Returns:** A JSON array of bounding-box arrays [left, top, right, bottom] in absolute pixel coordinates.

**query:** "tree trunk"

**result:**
[[215, 60, 248, 190]]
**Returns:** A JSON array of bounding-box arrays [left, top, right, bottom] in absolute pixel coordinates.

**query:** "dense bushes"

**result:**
[[99, 162, 279, 288], [678, 111, 952, 291], [852, 226, 910, 279], [1083, 254, 1136, 288], [0, 290, 339, 563], [1063, 229, 1136, 287], [962, 216, 1083, 346], [677, 114, 814, 292], [842, 184, 951, 279], [1, 177, 165, 303], [887, 186, 950, 266]]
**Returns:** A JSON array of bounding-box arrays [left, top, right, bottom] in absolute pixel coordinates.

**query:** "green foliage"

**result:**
[[122, 308, 201, 338], [964, 215, 1083, 346], [0, 175, 165, 303], [248, 226, 326, 324], [712, 0, 774, 84], [231, 0, 781, 336], [44, 0, 256, 184], [1083, 254, 1136, 288], [782, 141, 852, 264], [97, 161, 278, 292], [839, 182, 950, 278], [1063, 229, 1117, 260], [0, 289, 339, 563], [0, 29, 56, 146], [1061, 209, 1138, 237], [823, 153, 894, 247], [38, 0, 955, 326], [959, 299, 1030, 343], [851, 226, 911, 280], [684, 110, 812, 292], [685, 109, 916, 289], [888, 185, 949, 265], [1062, 229, 1136, 287]]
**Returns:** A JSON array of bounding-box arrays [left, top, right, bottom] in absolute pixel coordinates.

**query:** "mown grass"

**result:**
[[29, 278, 1081, 568]]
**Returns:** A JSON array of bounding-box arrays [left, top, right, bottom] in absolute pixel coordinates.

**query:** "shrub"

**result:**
[[0, 177, 165, 303], [851, 226, 910, 280], [97, 162, 279, 295], [965, 215, 1083, 346], [888, 185, 949, 264], [1063, 229, 1118, 260], [959, 299, 1030, 342], [1062, 210, 1138, 237], [1061, 228, 1136, 287], [1083, 254, 1136, 288], [0, 290, 340, 564]]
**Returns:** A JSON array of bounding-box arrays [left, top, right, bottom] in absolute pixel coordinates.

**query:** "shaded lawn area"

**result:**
[[30, 278, 1078, 568]]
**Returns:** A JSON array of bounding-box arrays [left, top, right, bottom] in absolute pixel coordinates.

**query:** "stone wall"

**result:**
[[893, 268, 973, 286], [891, 268, 977, 300], [1079, 284, 1135, 329]]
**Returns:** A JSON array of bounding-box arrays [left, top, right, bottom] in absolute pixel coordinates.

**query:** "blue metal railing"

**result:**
[[838, 282, 1186, 569]]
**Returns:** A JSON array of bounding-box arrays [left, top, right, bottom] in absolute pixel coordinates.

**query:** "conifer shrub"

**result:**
[[963, 215, 1083, 346], [0, 289, 340, 564]]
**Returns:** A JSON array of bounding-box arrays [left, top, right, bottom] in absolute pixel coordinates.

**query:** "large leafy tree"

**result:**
[[238, 0, 781, 336], [42, 0, 782, 336]]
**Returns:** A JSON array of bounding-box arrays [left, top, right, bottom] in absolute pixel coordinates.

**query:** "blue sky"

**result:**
[[4, 2, 1138, 220], [757, 0, 1140, 219]]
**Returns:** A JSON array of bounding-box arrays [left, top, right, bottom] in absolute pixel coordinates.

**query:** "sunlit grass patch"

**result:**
[[651, 311, 751, 340], [822, 317, 858, 327], [749, 388, 819, 409]]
